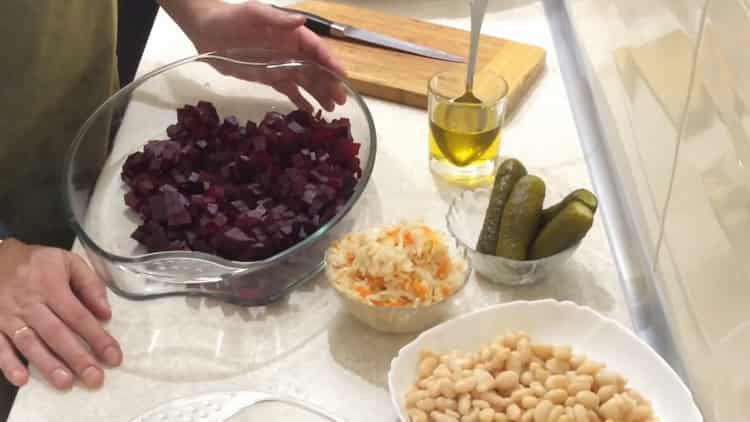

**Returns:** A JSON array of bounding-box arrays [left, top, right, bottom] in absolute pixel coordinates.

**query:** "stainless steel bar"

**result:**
[[541, 0, 690, 382]]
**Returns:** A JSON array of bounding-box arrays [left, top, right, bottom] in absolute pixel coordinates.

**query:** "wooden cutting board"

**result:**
[[293, 1, 546, 115]]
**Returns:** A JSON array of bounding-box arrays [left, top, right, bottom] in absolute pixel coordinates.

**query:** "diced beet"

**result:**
[[124, 191, 140, 209], [121, 103, 362, 260], [288, 121, 306, 135]]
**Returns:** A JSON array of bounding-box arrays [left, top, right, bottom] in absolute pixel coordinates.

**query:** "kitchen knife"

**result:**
[[273, 5, 465, 63]]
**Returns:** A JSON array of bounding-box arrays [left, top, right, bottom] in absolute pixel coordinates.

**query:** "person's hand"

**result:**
[[0, 239, 122, 390], [160, 0, 348, 111]]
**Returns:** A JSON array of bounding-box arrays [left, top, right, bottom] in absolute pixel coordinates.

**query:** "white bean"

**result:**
[[594, 371, 618, 388], [486, 352, 508, 372], [569, 354, 585, 370], [407, 408, 428, 422], [507, 403, 522, 421], [546, 358, 571, 375], [472, 400, 490, 410], [477, 392, 507, 411], [502, 333, 520, 350], [558, 416, 572, 422], [521, 409, 534, 422], [496, 371, 520, 392], [586, 410, 600, 422], [431, 410, 460, 422], [576, 360, 603, 376], [455, 376, 478, 394], [458, 393, 472, 414], [416, 398, 436, 412], [545, 375, 568, 390], [626, 389, 648, 406], [478, 408, 496, 422], [521, 395, 539, 409], [530, 381, 546, 397], [544, 375, 568, 390], [494, 413, 509, 422], [437, 397, 458, 411], [440, 378, 457, 399], [534, 367, 551, 384], [575, 375, 594, 389], [461, 409, 479, 422], [518, 338, 532, 364], [511, 388, 534, 404], [406, 390, 429, 407], [435, 364, 453, 378], [573, 404, 588, 422], [596, 385, 617, 403], [446, 409, 462, 419], [618, 393, 636, 415], [575, 391, 599, 410], [545, 389, 568, 405], [553, 345, 572, 361], [481, 347, 492, 363], [428, 379, 446, 397], [548, 405, 565, 422], [599, 397, 622, 420], [521, 371, 534, 386], [567, 382, 590, 396], [531, 344, 554, 360], [476, 369, 496, 393], [418, 377, 433, 390], [507, 352, 524, 374], [629, 405, 653, 421], [420, 356, 439, 378], [533, 400, 554, 422]]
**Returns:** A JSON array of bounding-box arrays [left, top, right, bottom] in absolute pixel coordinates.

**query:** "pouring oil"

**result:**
[[428, 100, 502, 184]]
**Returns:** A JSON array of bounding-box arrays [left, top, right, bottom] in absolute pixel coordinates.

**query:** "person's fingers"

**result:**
[[66, 253, 111, 321], [48, 292, 122, 368], [0, 335, 28, 387], [24, 305, 105, 389], [273, 81, 314, 112], [296, 27, 347, 77], [295, 70, 336, 112], [247, 1, 305, 29], [3, 320, 73, 390], [332, 82, 348, 106]]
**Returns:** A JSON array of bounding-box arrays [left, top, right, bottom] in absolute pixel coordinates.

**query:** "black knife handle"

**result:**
[[272, 5, 334, 36]]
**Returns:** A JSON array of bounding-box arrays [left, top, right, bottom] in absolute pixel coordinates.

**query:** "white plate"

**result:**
[[388, 300, 702, 421]]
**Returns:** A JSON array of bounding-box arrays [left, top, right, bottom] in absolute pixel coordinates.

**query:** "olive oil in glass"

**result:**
[[427, 71, 507, 186], [429, 101, 501, 167]]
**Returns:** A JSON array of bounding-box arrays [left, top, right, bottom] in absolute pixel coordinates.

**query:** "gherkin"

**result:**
[[476, 159, 527, 254]]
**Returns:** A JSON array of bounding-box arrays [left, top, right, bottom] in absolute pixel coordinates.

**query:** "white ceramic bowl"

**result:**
[[388, 300, 702, 421]]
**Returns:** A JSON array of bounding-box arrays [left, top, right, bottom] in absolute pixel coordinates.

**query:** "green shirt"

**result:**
[[0, 1, 118, 247]]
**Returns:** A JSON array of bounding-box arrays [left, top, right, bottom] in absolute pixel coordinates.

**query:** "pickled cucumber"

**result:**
[[530, 200, 594, 259], [495, 175, 546, 260], [541, 188, 598, 224], [476, 159, 528, 254]]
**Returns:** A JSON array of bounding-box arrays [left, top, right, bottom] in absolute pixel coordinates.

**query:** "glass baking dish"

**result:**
[[62, 49, 377, 306]]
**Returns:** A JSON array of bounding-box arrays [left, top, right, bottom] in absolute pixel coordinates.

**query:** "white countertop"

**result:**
[[8, 1, 629, 420]]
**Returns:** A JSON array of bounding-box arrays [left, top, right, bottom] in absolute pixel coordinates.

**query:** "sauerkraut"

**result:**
[[326, 221, 468, 307]]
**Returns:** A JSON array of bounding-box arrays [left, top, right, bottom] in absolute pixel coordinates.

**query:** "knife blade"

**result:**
[[272, 6, 465, 63]]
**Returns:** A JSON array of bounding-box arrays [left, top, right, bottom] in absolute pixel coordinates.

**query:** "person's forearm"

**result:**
[[156, 0, 222, 39]]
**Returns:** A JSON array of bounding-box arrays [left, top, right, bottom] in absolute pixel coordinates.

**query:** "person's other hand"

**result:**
[[0, 239, 122, 390], [161, 0, 348, 111]]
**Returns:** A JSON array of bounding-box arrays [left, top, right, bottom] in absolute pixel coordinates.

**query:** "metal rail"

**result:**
[[542, 0, 690, 382]]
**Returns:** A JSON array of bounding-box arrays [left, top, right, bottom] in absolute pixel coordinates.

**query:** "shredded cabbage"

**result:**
[[327, 221, 467, 307]]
